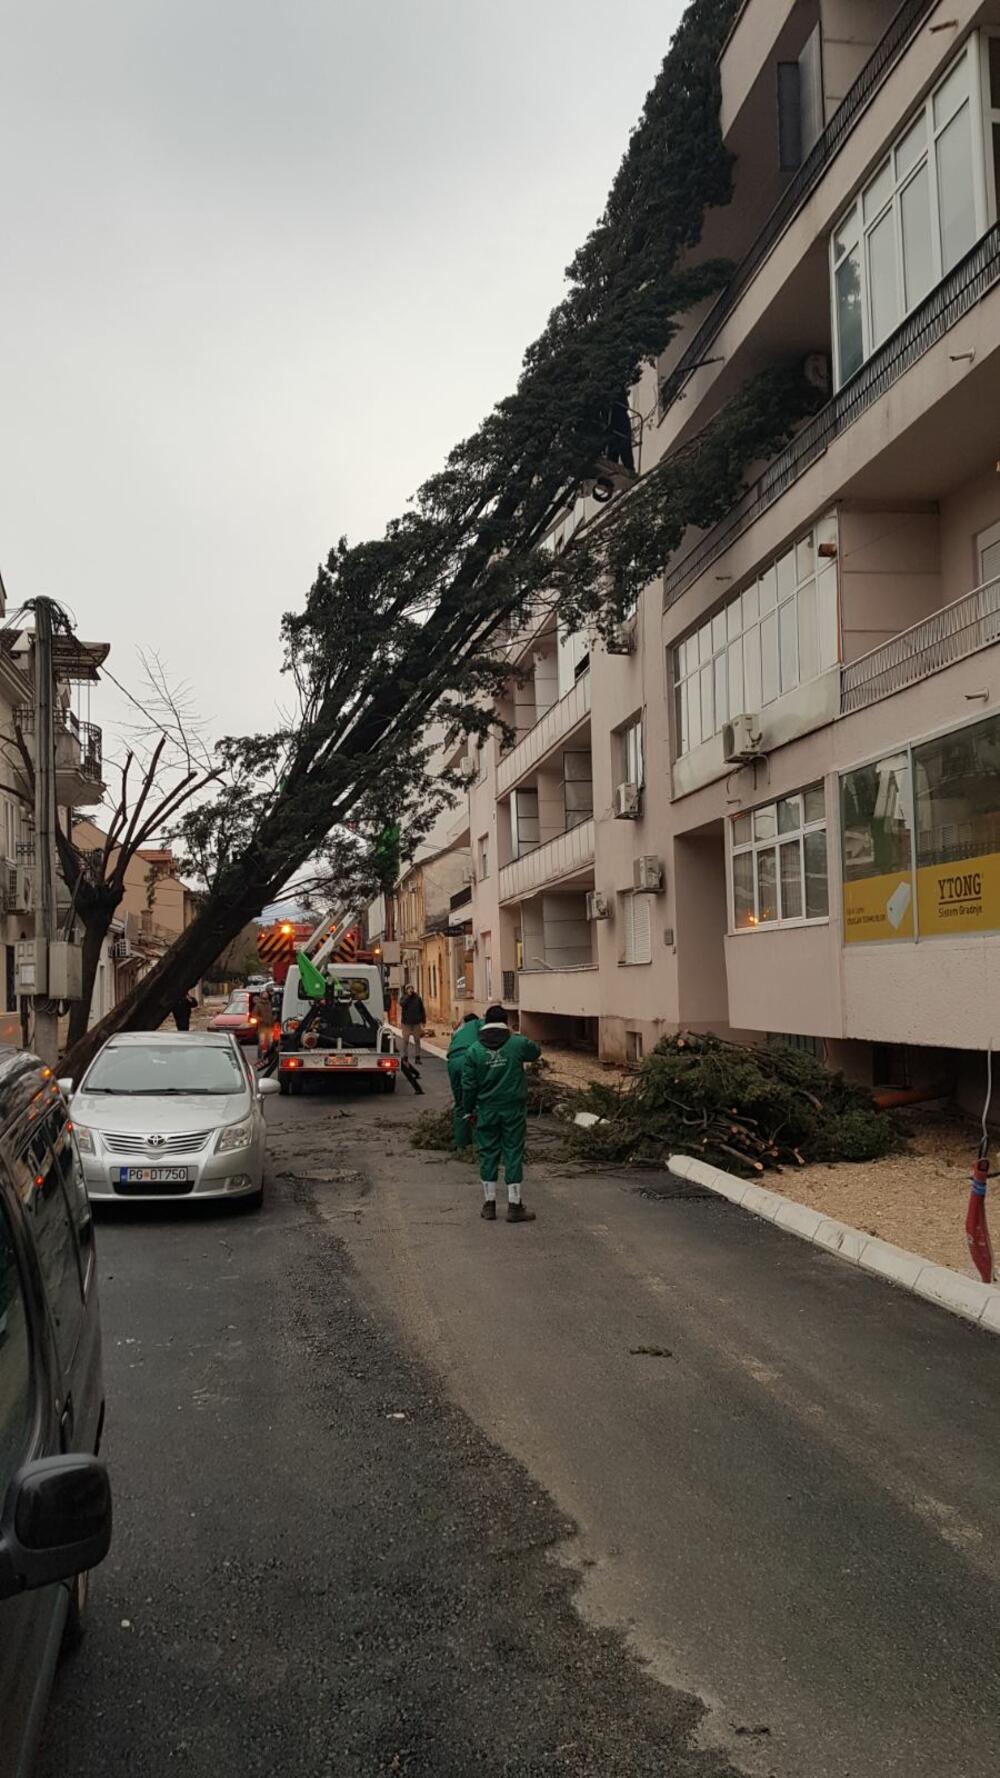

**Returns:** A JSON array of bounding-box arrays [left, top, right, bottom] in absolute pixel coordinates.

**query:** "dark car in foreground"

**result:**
[[0, 1047, 111, 1778]]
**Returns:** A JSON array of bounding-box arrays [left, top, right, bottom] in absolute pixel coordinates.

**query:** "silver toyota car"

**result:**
[[67, 1032, 278, 1208]]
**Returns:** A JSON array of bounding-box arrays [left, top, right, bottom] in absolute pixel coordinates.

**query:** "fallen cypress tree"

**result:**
[[562, 1034, 898, 1174]]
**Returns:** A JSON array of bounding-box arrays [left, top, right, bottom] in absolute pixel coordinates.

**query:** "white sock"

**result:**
[[482, 1181, 497, 1202], [507, 1181, 522, 1205]]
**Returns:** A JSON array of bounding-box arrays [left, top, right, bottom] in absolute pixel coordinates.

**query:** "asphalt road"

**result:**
[[37, 1059, 1000, 1777]]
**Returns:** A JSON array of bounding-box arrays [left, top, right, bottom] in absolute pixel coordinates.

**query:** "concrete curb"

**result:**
[[667, 1153, 1000, 1334]]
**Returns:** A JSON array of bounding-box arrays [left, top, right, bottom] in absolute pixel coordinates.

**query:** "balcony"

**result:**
[[660, 0, 937, 418], [498, 818, 595, 903], [497, 672, 592, 796], [16, 706, 104, 807], [840, 578, 1000, 716], [664, 225, 1000, 608], [518, 965, 600, 1019]]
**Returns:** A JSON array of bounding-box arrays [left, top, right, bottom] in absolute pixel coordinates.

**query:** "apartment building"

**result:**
[[461, 0, 1000, 1089]]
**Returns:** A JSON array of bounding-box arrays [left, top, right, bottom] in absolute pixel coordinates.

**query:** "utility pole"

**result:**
[[32, 598, 58, 1064]]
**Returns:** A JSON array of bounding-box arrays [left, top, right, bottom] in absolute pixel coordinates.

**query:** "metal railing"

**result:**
[[501, 969, 518, 1004], [840, 577, 1000, 715], [664, 226, 1000, 608], [498, 817, 596, 902], [496, 671, 592, 796], [659, 0, 937, 415]]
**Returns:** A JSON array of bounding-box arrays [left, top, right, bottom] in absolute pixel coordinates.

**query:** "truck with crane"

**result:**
[[274, 911, 402, 1096]]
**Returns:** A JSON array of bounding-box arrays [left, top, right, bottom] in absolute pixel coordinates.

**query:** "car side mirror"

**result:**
[[57, 1077, 75, 1097], [257, 1077, 280, 1097], [0, 1456, 112, 1602]]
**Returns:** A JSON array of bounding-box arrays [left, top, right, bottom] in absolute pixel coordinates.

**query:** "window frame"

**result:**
[[614, 715, 645, 792], [729, 782, 829, 934], [619, 891, 653, 966], [830, 36, 991, 389]]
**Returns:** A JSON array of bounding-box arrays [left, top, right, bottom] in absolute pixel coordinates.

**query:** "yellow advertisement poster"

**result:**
[[916, 851, 1000, 937], [843, 872, 915, 944]]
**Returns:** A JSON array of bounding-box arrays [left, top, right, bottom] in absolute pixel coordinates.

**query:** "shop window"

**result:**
[[730, 784, 827, 930]]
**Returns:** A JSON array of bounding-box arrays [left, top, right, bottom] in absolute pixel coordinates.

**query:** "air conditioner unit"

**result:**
[[614, 782, 641, 820], [459, 756, 477, 781], [111, 938, 131, 962], [586, 891, 610, 921], [461, 864, 476, 885], [633, 855, 664, 894], [605, 619, 636, 656], [722, 714, 762, 764]]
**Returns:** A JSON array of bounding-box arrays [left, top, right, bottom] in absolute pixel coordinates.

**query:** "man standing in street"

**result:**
[[399, 982, 426, 1068], [446, 1011, 481, 1148], [461, 1004, 541, 1223], [172, 992, 197, 1032]]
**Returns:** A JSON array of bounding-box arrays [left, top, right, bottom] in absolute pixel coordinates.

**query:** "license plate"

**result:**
[[117, 1166, 191, 1184], [325, 1055, 356, 1068]]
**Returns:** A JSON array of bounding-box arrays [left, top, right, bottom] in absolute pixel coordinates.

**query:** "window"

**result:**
[[841, 752, 914, 942], [730, 783, 828, 929], [0, 1203, 33, 1496], [4, 945, 15, 1016], [673, 517, 839, 757], [621, 892, 652, 965], [512, 789, 540, 858], [478, 836, 489, 880], [831, 38, 988, 388], [17, 1118, 85, 1372], [563, 751, 593, 830], [615, 716, 644, 790], [626, 1030, 644, 1063], [482, 934, 493, 1000], [977, 519, 1000, 584]]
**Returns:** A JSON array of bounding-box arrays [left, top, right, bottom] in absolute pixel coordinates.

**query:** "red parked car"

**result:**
[[207, 990, 260, 1046]]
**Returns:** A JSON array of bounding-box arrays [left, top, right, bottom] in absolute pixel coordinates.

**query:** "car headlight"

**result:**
[[216, 1117, 254, 1154], [71, 1124, 96, 1154]]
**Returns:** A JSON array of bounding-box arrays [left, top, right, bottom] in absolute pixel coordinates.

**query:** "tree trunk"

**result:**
[[62, 864, 277, 1080], [67, 910, 117, 1049]]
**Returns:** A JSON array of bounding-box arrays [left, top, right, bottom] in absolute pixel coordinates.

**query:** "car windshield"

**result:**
[[227, 993, 250, 1012], [83, 1043, 246, 1096]]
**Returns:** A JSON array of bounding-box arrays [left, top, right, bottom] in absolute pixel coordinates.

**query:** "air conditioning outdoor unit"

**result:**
[[723, 713, 762, 763], [459, 756, 477, 780], [111, 938, 131, 962], [6, 865, 28, 912], [605, 619, 636, 656], [461, 864, 476, 885], [633, 855, 664, 894], [614, 782, 641, 820], [586, 891, 610, 921]]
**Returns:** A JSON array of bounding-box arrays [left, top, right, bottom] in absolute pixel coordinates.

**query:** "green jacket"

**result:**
[[446, 1018, 482, 1061], [462, 1026, 541, 1116]]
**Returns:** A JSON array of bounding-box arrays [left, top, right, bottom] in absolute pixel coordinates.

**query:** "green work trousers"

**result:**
[[447, 1058, 470, 1149], [475, 1107, 526, 1187]]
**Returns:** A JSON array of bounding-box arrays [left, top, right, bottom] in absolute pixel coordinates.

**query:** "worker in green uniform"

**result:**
[[446, 1012, 482, 1148], [461, 1004, 541, 1223]]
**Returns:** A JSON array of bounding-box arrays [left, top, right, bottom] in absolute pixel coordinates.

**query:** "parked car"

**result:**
[[69, 1032, 279, 1209], [0, 1046, 111, 1778], [207, 989, 260, 1045]]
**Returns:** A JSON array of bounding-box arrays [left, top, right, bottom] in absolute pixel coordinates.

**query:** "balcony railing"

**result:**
[[498, 818, 595, 902], [496, 672, 591, 796], [517, 964, 601, 1018], [840, 578, 1000, 716], [660, 0, 937, 416], [501, 969, 518, 1004], [664, 225, 1000, 608]]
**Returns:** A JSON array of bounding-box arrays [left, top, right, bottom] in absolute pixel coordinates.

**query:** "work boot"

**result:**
[[506, 1202, 535, 1223], [480, 1200, 496, 1221]]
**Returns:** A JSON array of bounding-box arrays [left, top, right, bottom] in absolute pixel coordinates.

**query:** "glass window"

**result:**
[[780, 841, 804, 918], [18, 1128, 84, 1373], [896, 112, 927, 179], [912, 714, 1000, 936], [933, 53, 969, 131], [714, 653, 728, 731], [756, 849, 778, 923], [863, 161, 893, 222], [728, 638, 744, 720], [990, 35, 1000, 109], [797, 579, 818, 683], [833, 205, 859, 260], [0, 1205, 33, 1496], [900, 163, 934, 307], [776, 549, 797, 601], [761, 612, 779, 706], [732, 852, 755, 929], [817, 563, 840, 670], [731, 783, 827, 933], [867, 206, 899, 346], [712, 612, 727, 655], [835, 248, 864, 381], [805, 830, 829, 918], [700, 663, 714, 737], [936, 104, 976, 272], [758, 566, 777, 614], [741, 583, 759, 629], [744, 624, 762, 712], [779, 598, 798, 693], [841, 753, 914, 943], [727, 600, 742, 642]]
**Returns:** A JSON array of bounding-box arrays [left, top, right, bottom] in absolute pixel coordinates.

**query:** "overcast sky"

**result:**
[[1, 0, 682, 751]]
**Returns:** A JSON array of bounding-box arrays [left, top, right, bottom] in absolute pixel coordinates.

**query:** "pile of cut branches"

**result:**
[[563, 1033, 897, 1174]]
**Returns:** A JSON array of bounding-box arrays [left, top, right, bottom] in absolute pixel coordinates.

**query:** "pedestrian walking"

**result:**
[[172, 992, 197, 1032], [461, 1004, 541, 1223], [446, 1012, 481, 1148], [399, 983, 426, 1067]]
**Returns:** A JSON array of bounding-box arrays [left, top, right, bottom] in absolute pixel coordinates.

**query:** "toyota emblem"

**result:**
[[147, 1134, 166, 1148]]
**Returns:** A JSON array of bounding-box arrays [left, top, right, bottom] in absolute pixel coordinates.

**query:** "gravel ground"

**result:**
[[793, 1108, 987, 1274]]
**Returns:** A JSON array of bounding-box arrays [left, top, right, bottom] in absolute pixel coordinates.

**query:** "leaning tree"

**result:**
[[62, 0, 823, 1077]]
